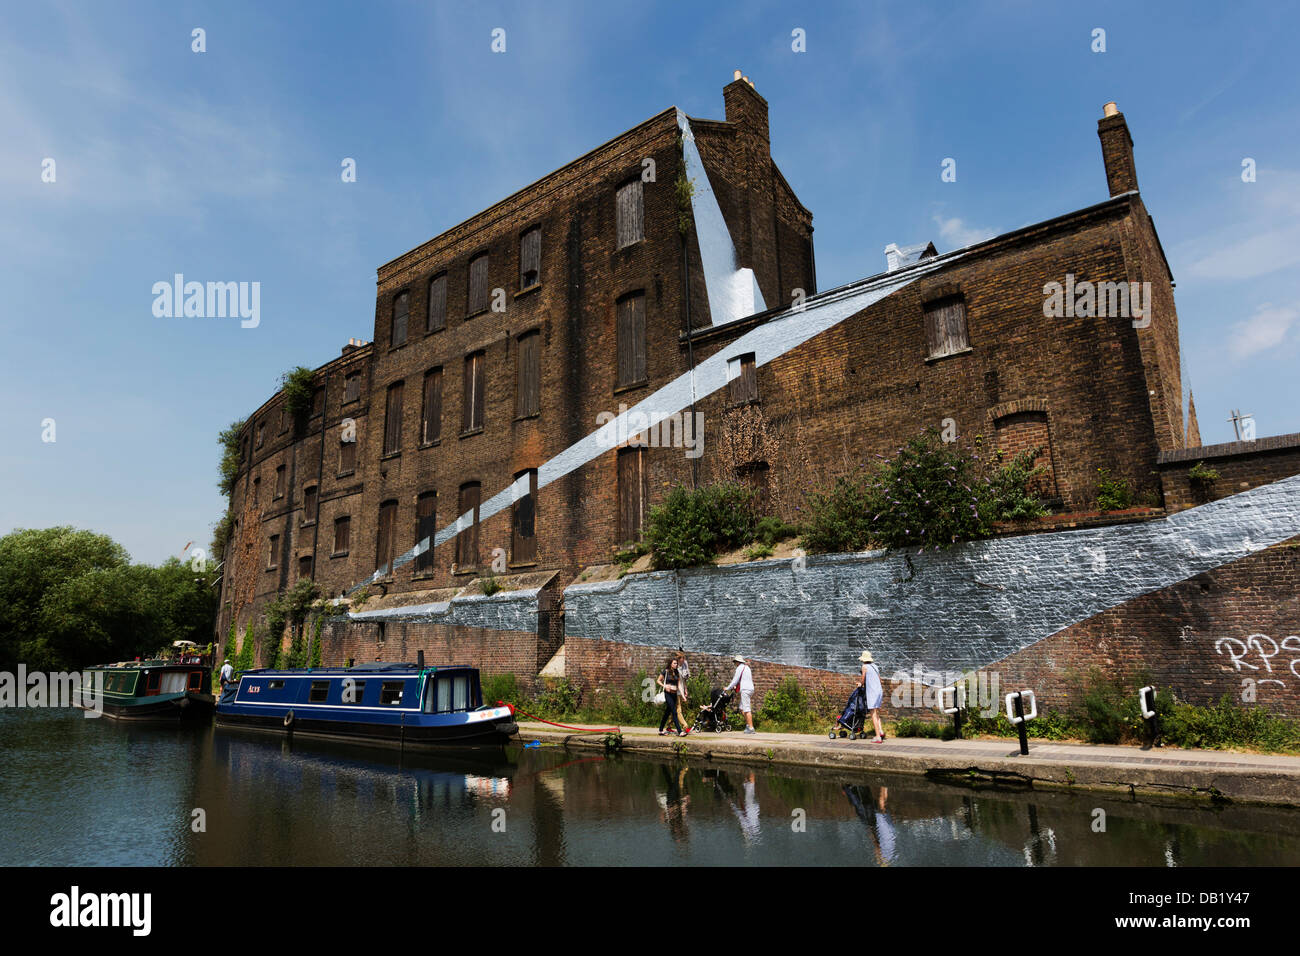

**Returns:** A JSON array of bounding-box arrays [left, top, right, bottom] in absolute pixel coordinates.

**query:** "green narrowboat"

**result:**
[[84, 646, 215, 721]]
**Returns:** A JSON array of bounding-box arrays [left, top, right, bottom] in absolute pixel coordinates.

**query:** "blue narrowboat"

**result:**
[[215, 663, 518, 749]]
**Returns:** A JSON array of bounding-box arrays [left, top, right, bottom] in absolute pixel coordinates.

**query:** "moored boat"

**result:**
[[215, 662, 518, 749], [84, 647, 215, 721]]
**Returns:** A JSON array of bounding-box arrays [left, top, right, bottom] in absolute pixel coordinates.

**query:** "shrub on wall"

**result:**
[[644, 482, 758, 569], [1095, 467, 1134, 511], [279, 366, 315, 425], [984, 446, 1049, 522], [800, 475, 876, 554]]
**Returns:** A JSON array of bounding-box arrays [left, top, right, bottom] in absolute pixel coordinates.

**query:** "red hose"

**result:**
[[511, 705, 621, 734]]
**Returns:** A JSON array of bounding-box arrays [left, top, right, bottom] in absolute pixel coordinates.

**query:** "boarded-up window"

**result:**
[[456, 482, 480, 568], [339, 432, 356, 474], [252, 476, 261, 504], [392, 291, 409, 347], [274, 465, 286, 499], [468, 253, 490, 315], [616, 292, 647, 387], [415, 491, 437, 573], [520, 228, 541, 289], [268, 534, 279, 568], [727, 353, 758, 404], [427, 274, 446, 332], [303, 485, 318, 524], [616, 180, 644, 248], [256, 421, 265, 447], [383, 381, 404, 455], [298, 554, 313, 581], [512, 469, 538, 564], [344, 372, 360, 403], [924, 295, 969, 357], [375, 499, 398, 573], [462, 352, 484, 432], [421, 367, 443, 444], [311, 386, 325, 418], [516, 331, 540, 418], [617, 447, 645, 544], [333, 515, 351, 554]]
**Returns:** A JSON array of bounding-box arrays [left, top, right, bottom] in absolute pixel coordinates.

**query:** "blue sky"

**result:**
[[2, 0, 1297, 564]]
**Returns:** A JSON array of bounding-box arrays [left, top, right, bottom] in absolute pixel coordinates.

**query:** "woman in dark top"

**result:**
[[657, 656, 686, 736]]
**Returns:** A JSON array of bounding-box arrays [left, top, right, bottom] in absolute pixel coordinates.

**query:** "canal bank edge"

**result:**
[[517, 723, 1300, 809]]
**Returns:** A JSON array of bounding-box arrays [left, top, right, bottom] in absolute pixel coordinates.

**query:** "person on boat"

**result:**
[[219, 658, 234, 692], [657, 656, 686, 737], [724, 655, 756, 734], [859, 651, 885, 743]]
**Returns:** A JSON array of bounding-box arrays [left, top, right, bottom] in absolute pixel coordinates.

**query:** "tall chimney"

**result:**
[[1097, 102, 1139, 196]]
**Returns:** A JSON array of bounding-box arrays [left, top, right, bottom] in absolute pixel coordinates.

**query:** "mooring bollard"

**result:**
[[1138, 685, 1161, 747], [939, 682, 966, 738], [1005, 689, 1037, 756]]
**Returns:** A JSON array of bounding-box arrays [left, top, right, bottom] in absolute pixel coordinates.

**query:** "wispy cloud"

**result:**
[[1228, 302, 1298, 360], [1178, 170, 1300, 281], [931, 213, 995, 248]]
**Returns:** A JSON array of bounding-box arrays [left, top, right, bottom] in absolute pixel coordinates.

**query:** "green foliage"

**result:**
[[1095, 467, 1134, 511], [1163, 696, 1300, 752], [279, 366, 316, 424], [893, 716, 957, 740], [674, 169, 695, 236], [753, 516, 801, 548], [235, 623, 255, 671], [743, 542, 774, 561], [801, 431, 1050, 554], [480, 574, 503, 596], [644, 482, 758, 569], [216, 418, 245, 498], [0, 527, 218, 670], [755, 677, 827, 733], [862, 429, 994, 552], [351, 586, 370, 609], [533, 677, 582, 718], [984, 446, 1049, 522], [800, 475, 875, 554], [481, 672, 520, 705], [1188, 461, 1220, 501], [309, 615, 323, 668]]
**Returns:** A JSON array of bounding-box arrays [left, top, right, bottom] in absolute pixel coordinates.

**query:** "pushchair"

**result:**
[[830, 685, 867, 740], [692, 688, 735, 733]]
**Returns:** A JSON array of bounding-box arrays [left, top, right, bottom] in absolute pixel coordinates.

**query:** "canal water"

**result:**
[[2, 708, 1297, 866]]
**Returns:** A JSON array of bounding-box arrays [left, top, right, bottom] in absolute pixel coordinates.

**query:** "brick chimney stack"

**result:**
[[724, 69, 769, 159], [1097, 102, 1139, 196]]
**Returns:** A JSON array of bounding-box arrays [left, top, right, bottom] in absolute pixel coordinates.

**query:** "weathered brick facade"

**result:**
[[215, 80, 1299, 721]]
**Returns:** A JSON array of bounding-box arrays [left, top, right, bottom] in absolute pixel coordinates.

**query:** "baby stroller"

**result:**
[[830, 685, 867, 740], [692, 688, 735, 733]]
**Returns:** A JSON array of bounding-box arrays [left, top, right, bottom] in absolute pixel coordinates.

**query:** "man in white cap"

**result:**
[[219, 658, 235, 692], [859, 651, 884, 743], [724, 655, 756, 734]]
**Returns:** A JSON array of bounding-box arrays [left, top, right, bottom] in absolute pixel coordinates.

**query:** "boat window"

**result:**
[[188, 672, 203, 691], [380, 681, 405, 706], [342, 679, 366, 704], [309, 681, 330, 703], [146, 672, 160, 693], [269, 680, 285, 690], [452, 675, 469, 711]]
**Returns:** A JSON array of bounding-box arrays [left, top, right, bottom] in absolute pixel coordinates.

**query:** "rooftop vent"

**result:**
[[884, 241, 937, 272], [1103, 101, 1119, 117]]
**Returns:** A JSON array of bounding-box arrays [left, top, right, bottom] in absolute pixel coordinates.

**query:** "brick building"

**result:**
[[218, 78, 1295, 692]]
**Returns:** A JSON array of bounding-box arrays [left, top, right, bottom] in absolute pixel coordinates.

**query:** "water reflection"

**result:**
[[2, 710, 1298, 867]]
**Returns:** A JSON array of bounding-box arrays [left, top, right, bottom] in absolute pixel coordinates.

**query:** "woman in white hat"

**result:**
[[859, 651, 884, 743], [724, 655, 756, 734]]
